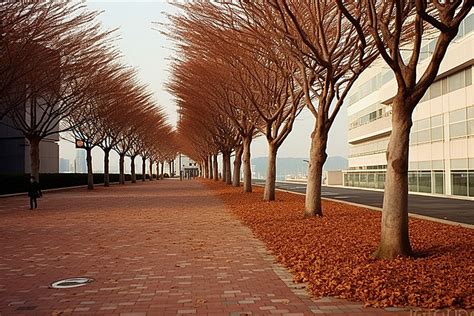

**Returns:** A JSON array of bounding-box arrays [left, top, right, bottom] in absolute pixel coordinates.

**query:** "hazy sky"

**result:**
[[60, 0, 348, 171]]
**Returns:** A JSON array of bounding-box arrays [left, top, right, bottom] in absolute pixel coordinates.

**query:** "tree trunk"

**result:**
[[213, 154, 218, 181], [28, 136, 41, 181], [104, 148, 110, 187], [304, 130, 328, 217], [263, 143, 277, 201], [373, 101, 413, 259], [142, 156, 146, 181], [233, 145, 243, 187], [242, 135, 252, 192], [169, 161, 172, 177], [131, 156, 136, 183], [149, 159, 154, 181], [222, 153, 227, 182], [161, 162, 165, 179], [204, 158, 209, 179], [208, 155, 213, 179], [224, 152, 232, 185], [156, 162, 161, 180], [119, 154, 125, 184], [86, 147, 93, 190]]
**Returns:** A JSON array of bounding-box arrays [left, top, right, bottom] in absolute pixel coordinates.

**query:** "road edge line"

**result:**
[[263, 185, 474, 230]]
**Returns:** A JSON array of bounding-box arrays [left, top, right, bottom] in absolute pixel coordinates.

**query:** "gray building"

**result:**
[[0, 116, 59, 174]]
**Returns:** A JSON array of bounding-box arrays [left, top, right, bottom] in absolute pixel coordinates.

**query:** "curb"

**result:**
[[254, 183, 474, 229]]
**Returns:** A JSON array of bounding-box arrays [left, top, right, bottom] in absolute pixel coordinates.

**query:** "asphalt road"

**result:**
[[253, 180, 474, 225]]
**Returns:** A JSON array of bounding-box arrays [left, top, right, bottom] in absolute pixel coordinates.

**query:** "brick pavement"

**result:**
[[0, 180, 414, 315]]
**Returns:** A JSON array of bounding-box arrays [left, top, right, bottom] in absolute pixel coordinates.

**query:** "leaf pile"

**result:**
[[205, 181, 474, 309]]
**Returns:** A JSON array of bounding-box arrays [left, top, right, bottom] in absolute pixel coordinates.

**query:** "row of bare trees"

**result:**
[[168, 1, 472, 259], [0, 2, 175, 188]]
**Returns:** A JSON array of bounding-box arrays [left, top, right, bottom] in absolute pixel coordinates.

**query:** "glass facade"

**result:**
[[346, 13, 473, 199], [345, 161, 474, 197], [450, 159, 474, 197], [345, 170, 446, 195]]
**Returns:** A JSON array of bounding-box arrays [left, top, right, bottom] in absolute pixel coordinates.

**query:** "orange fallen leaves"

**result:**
[[204, 181, 474, 309]]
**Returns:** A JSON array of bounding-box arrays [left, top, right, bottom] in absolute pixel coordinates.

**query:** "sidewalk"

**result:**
[[0, 180, 410, 315]]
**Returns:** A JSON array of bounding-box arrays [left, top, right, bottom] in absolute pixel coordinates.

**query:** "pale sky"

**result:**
[[60, 0, 348, 172]]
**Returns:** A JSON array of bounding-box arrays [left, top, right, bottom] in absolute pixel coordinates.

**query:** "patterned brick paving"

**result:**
[[0, 180, 415, 315]]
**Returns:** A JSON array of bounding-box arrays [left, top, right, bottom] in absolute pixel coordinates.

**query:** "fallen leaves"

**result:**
[[204, 181, 474, 309]]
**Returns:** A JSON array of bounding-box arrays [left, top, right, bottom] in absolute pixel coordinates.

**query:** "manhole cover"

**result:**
[[50, 277, 94, 289]]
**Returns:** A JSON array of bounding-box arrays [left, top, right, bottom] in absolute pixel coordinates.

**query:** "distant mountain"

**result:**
[[323, 156, 349, 171], [251, 156, 348, 180]]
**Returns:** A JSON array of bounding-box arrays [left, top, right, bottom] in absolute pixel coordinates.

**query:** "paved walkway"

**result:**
[[253, 180, 474, 225], [0, 180, 410, 315]]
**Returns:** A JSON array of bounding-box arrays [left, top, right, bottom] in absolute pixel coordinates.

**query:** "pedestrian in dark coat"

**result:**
[[28, 176, 42, 210]]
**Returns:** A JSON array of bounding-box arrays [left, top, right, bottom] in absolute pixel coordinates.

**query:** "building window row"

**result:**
[[349, 103, 392, 130], [344, 170, 446, 195], [449, 105, 474, 139], [348, 164, 387, 170], [349, 138, 389, 158], [345, 158, 474, 197], [420, 66, 472, 103], [410, 114, 444, 145], [344, 170, 444, 194], [348, 13, 473, 107]]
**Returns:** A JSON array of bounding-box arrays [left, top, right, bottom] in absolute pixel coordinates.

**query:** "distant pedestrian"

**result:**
[[28, 176, 42, 210]]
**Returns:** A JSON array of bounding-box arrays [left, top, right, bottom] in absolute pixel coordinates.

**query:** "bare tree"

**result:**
[[168, 3, 306, 196], [1, 2, 117, 180], [339, 0, 472, 258]]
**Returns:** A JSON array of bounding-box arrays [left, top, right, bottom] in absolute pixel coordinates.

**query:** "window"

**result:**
[[431, 115, 443, 127], [450, 108, 466, 123], [409, 172, 418, 192], [359, 173, 368, 187], [468, 107, 474, 120], [367, 173, 375, 188], [432, 160, 444, 170], [469, 173, 474, 197], [448, 70, 464, 92], [430, 81, 442, 99], [449, 121, 467, 138], [431, 127, 444, 142], [417, 130, 431, 143], [468, 120, 474, 136], [376, 173, 385, 189], [418, 118, 430, 130], [451, 159, 468, 170], [434, 171, 444, 194], [466, 67, 472, 86], [452, 172, 468, 196], [418, 171, 432, 193], [418, 161, 431, 170]]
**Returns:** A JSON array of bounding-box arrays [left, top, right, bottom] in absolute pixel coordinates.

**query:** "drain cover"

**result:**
[[50, 277, 94, 289]]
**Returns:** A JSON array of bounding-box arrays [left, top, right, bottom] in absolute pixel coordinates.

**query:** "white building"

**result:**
[[344, 12, 473, 198]]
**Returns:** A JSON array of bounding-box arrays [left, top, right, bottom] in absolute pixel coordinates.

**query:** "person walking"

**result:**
[[28, 176, 42, 210]]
